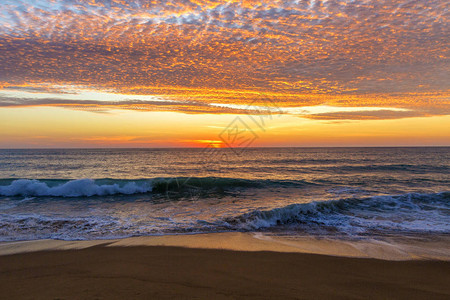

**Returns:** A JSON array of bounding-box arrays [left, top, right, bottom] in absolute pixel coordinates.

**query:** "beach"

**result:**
[[1, 246, 449, 299], [1, 233, 449, 299], [1, 148, 448, 299]]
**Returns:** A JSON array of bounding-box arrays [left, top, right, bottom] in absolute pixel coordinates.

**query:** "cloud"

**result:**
[[1, 93, 448, 121], [0, 0, 448, 121], [0, 95, 258, 114], [0, 0, 448, 99], [302, 109, 445, 121]]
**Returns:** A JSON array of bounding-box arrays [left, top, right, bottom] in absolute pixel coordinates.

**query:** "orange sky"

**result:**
[[0, 0, 448, 147]]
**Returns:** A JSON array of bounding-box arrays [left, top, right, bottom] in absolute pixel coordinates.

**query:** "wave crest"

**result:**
[[0, 177, 314, 198], [0, 179, 153, 197], [223, 192, 450, 234]]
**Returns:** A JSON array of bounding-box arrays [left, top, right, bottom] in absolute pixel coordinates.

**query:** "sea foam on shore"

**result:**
[[0, 232, 448, 261]]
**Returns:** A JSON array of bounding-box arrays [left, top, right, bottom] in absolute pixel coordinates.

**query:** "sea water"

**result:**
[[0, 147, 448, 241]]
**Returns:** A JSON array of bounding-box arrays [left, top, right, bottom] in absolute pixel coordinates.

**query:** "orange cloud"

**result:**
[[0, 0, 448, 101]]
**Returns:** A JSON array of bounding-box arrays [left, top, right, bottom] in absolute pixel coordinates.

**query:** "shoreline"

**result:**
[[1, 232, 449, 260], [1, 233, 449, 298]]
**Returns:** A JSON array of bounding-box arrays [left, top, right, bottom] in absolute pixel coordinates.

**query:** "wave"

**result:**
[[0, 214, 120, 241], [223, 192, 450, 234], [151, 177, 314, 194], [0, 179, 153, 197], [0, 177, 315, 198], [0, 190, 448, 241], [327, 164, 449, 173]]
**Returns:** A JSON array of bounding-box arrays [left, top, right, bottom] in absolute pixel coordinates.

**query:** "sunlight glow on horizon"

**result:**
[[1, 107, 449, 148]]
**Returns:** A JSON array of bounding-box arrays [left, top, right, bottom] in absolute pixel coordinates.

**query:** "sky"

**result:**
[[0, 0, 449, 148]]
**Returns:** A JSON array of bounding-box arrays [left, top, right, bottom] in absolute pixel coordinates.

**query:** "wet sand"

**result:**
[[1, 245, 449, 299], [1, 232, 449, 260], [0, 233, 449, 299]]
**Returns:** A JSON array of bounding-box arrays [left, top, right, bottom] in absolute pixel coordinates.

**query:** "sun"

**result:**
[[190, 140, 225, 148]]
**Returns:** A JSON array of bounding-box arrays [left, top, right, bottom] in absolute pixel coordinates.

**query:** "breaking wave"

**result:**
[[0, 179, 153, 197], [223, 192, 450, 235], [0, 177, 314, 198]]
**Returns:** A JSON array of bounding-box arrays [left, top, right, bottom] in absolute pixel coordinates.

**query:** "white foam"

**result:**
[[0, 179, 152, 197], [225, 192, 450, 234]]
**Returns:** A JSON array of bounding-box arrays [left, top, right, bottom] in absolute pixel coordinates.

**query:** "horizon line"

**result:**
[[1, 145, 449, 150]]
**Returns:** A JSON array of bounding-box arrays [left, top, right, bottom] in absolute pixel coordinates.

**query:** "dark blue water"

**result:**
[[0, 147, 448, 241]]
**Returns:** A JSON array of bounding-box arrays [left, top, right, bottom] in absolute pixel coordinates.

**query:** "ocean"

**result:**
[[0, 147, 448, 242]]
